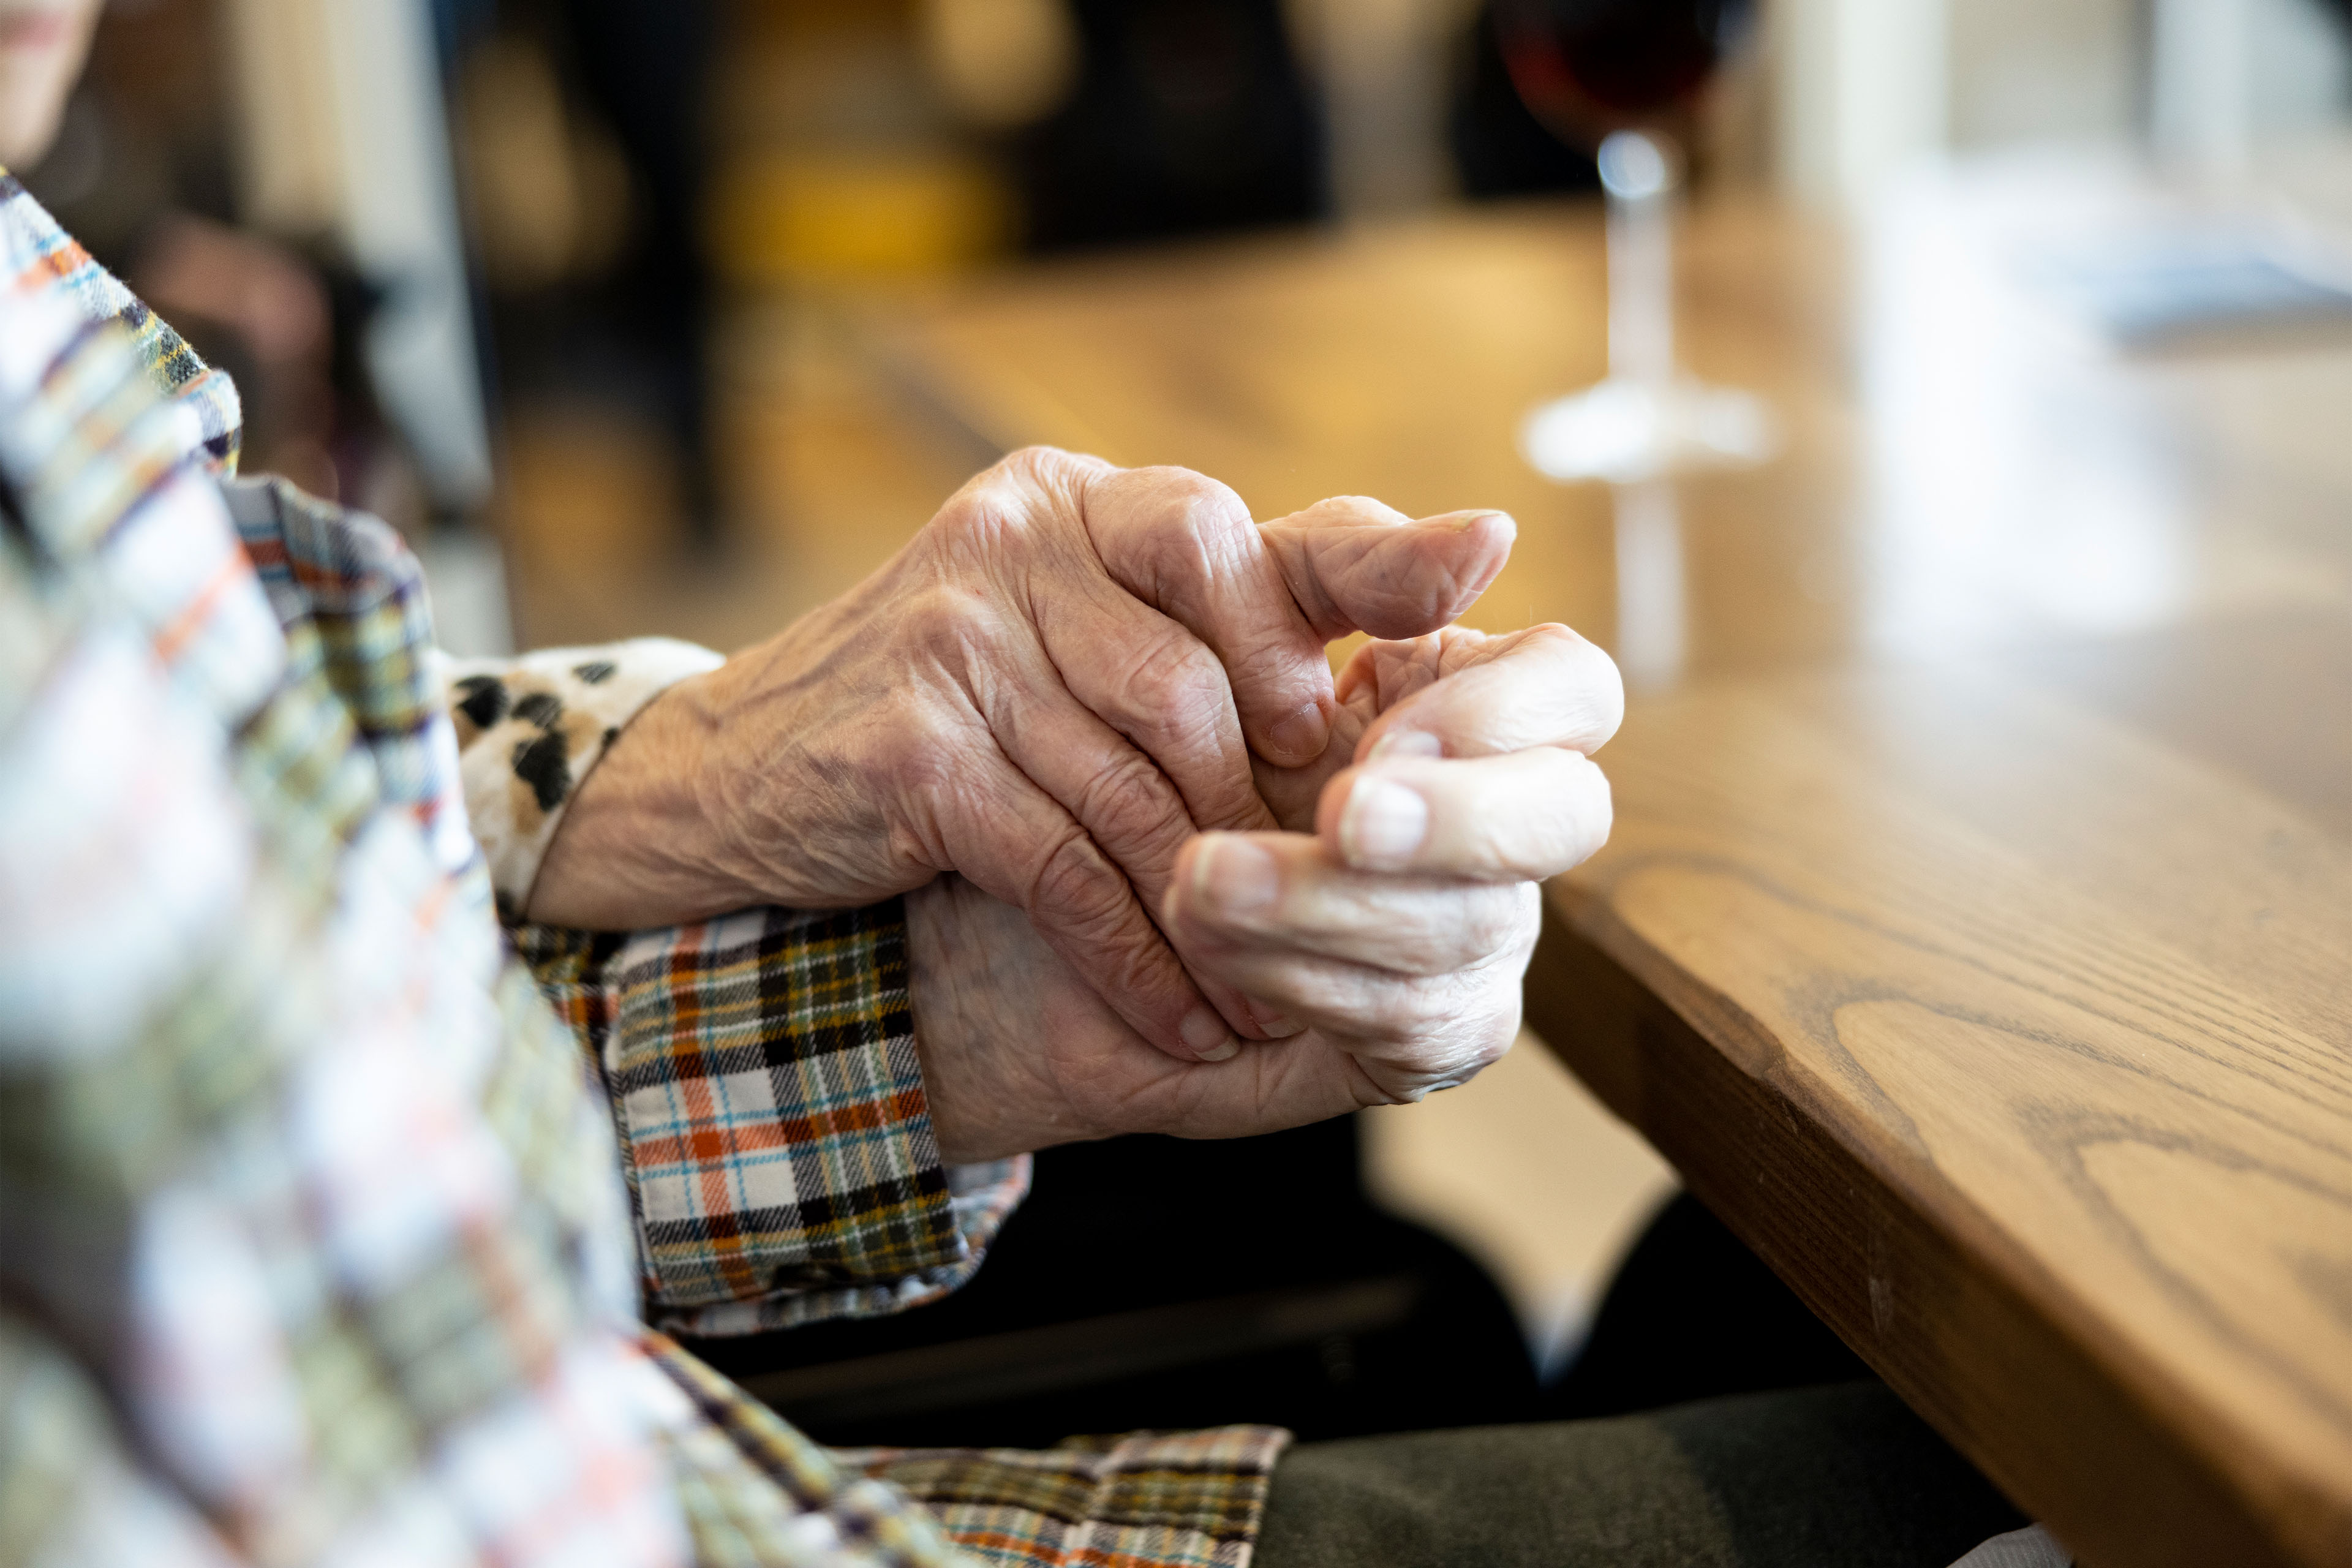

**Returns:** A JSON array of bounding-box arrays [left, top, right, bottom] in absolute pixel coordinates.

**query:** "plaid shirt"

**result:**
[[0, 173, 1284, 1568]]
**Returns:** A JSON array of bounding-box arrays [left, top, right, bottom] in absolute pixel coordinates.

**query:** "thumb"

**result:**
[[1257, 498, 1515, 641]]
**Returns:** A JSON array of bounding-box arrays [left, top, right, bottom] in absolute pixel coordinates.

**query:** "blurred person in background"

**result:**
[[1009, 0, 1326, 251], [0, 5, 2038, 1567], [10, 0, 404, 513], [445, 0, 720, 541]]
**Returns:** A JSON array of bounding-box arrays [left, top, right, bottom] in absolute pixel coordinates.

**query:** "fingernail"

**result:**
[[1340, 776, 1428, 869], [1455, 509, 1510, 533], [1182, 1007, 1242, 1062], [1204, 837, 1279, 913], [1368, 728, 1443, 761], [1265, 702, 1330, 764], [1257, 1011, 1308, 1039]]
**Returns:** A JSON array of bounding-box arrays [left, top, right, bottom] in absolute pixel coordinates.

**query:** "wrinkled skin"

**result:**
[[535, 450, 1518, 1063], [2, 6, 1625, 1164], [908, 550, 1624, 1163]]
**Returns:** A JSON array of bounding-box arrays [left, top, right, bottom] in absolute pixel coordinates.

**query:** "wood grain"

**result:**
[[1535, 660, 2352, 1568], [869, 173, 2352, 1566]]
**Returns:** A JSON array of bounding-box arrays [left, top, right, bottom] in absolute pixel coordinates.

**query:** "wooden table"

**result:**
[[870, 160, 2352, 1568]]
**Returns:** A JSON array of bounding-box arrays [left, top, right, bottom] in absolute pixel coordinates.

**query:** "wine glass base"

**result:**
[[1520, 376, 1778, 484]]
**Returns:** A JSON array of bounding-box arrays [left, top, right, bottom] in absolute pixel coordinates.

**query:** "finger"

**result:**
[[1164, 924, 1526, 1098], [1258, 497, 1516, 642], [1079, 464, 1336, 767], [1313, 750, 1613, 880], [935, 752, 1245, 1063], [980, 663, 1283, 1039], [1164, 832, 1532, 976], [1035, 571, 1279, 835], [1350, 623, 1624, 761], [925, 447, 1280, 894]]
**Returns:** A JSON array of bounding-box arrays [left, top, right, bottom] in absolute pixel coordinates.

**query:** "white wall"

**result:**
[[1948, 0, 2139, 147], [1771, 0, 1951, 206], [1771, 0, 2352, 203], [2149, 0, 2352, 172]]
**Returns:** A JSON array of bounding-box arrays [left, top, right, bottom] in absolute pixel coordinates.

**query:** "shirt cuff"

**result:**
[[437, 638, 724, 918], [512, 898, 1029, 1338]]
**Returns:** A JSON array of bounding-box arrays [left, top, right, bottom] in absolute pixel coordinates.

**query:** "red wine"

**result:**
[[1495, 0, 1751, 146]]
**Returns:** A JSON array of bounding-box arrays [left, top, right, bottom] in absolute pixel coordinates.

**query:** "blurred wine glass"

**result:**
[[1497, 0, 1773, 485]]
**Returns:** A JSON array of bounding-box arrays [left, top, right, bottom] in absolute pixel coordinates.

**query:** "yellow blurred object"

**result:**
[[710, 148, 1011, 283]]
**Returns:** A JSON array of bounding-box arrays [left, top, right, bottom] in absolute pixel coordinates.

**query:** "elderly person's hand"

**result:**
[[904, 540, 1623, 1161], [530, 449, 1514, 1065]]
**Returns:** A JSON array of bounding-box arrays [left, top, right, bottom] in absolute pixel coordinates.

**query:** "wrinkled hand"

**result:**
[[907, 557, 1624, 1163], [530, 450, 1512, 1063]]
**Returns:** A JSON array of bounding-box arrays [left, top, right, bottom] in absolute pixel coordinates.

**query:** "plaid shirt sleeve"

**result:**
[[2, 169, 1280, 1568], [430, 594, 1029, 1333], [516, 906, 1030, 1337], [434, 577, 1028, 1340]]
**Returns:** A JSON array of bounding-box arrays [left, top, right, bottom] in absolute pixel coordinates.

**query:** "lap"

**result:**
[[1254, 1381, 2026, 1568]]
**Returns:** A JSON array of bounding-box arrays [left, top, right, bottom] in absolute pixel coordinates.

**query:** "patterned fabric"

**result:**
[[0, 272, 683, 1568], [1, 170, 241, 471], [643, 1333, 964, 1567], [0, 169, 1291, 1568], [516, 907, 1031, 1338], [440, 639, 724, 913], [842, 1430, 1282, 1568], [221, 474, 478, 877]]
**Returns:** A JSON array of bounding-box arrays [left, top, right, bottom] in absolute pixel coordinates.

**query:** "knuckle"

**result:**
[[866, 690, 980, 804], [1480, 985, 1527, 1055], [879, 717, 957, 799], [1004, 443, 1093, 483], [1094, 637, 1230, 752], [1457, 807, 1540, 879], [1465, 1020, 1519, 1077], [1352, 973, 1457, 1042], [929, 486, 1017, 556], [1461, 1020, 1517, 1075], [1071, 749, 1188, 857], [1140, 467, 1250, 530], [902, 586, 1001, 672], [1001, 444, 1064, 477], [1004, 445, 1110, 508], [1122, 638, 1224, 720], [1128, 469, 1254, 575], [1532, 623, 1624, 746], [1408, 986, 1523, 1087], [1362, 993, 1518, 1101], [1028, 830, 1133, 941], [1457, 883, 1535, 961], [1562, 756, 1613, 863]]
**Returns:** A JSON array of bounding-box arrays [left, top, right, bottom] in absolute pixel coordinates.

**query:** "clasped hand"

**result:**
[[532, 448, 1621, 1161]]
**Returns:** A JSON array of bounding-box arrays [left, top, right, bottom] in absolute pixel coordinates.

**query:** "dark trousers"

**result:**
[[1257, 1192, 2026, 1567], [1258, 1381, 2026, 1568]]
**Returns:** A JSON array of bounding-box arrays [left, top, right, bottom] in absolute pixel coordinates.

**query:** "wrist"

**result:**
[[905, 877, 1088, 1164], [523, 662, 767, 928]]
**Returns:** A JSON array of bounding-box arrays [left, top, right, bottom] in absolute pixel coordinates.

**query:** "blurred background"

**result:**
[[20, 0, 2351, 1442]]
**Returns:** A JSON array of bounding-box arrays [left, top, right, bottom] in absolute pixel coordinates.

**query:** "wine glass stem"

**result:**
[[1606, 137, 1677, 388]]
